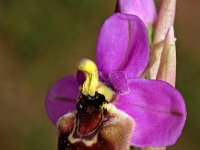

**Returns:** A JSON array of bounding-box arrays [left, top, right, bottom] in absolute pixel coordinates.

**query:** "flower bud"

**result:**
[[116, 0, 157, 27], [149, 0, 177, 80], [156, 27, 176, 86]]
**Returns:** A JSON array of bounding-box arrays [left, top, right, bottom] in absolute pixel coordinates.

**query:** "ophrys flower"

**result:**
[[45, 13, 186, 149]]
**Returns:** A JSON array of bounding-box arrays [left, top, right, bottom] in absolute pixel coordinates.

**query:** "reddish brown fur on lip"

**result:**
[[78, 109, 103, 135], [57, 112, 115, 150], [57, 104, 134, 150], [57, 113, 75, 134]]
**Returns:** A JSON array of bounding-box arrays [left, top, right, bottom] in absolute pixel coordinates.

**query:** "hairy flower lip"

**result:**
[[58, 132, 116, 150], [72, 110, 109, 140], [57, 104, 135, 150], [70, 92, 110, 140]]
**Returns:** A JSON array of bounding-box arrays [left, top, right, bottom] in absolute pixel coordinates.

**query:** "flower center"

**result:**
[[77, 58, 115, 101], [77, 59, 99, 96], [72, 59, 112, 139], [66, 59, 115, 144]]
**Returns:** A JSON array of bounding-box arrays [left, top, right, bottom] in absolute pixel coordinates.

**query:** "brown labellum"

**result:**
[[57, 93, 135, 150]]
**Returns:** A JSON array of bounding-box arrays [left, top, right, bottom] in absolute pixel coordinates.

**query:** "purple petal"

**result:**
[[76, 71, 86, 86], [45, 75, 79, 125], [96, 13, 149, 81], [109, 71, 130, 93], [116, 0, 157, 25], [115, 78, 186, 147]]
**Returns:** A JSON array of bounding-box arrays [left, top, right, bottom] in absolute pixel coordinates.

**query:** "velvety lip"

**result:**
[[73, 109, 109, 140]]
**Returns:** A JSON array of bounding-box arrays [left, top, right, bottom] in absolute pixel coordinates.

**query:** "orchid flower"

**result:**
[[45, 11, 186, 150]]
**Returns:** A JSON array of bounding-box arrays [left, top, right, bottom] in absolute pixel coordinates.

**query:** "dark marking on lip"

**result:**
[[75, 93, 108, 138], [58, 133, 115, 150], [57, 93, 115, 150], [57, 97, 134, 150]]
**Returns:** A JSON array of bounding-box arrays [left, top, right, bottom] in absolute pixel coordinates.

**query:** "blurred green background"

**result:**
[[0, 0, 199, 149]]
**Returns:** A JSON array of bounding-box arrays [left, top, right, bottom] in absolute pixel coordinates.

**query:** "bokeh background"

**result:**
[[0, 0, 199, 149]]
